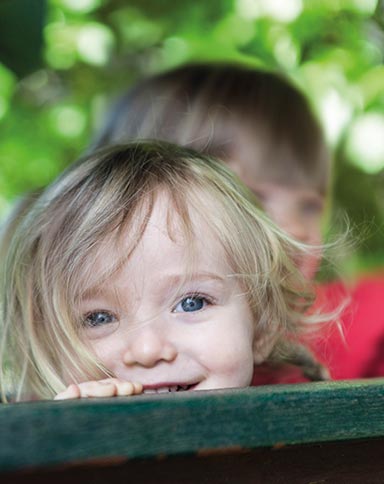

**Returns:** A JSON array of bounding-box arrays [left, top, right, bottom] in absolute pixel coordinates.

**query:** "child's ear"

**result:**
[[252, 326, 279, 365]]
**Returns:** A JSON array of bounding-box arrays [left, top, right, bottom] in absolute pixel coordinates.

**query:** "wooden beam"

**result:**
[[1, 379, 384, 473]]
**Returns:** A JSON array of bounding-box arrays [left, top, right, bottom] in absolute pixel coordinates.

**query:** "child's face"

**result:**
[[79, 194, 255, 393], [251, 182, 324, 280], [228, 158, 324, 279]]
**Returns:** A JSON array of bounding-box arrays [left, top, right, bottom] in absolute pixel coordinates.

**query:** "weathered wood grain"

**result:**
[[1, 379, 384, 474]]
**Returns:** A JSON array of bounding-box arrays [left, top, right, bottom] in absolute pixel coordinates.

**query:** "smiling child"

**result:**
[[0, 142, 327, 401]]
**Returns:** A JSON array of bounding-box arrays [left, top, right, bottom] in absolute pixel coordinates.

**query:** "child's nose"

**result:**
[[269, 208, 309, 244], [122, 326, 177, 368], [286, 217, 308, 243]]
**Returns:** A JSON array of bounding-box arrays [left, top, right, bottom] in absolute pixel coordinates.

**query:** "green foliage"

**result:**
[[1, 0, 384, 271]]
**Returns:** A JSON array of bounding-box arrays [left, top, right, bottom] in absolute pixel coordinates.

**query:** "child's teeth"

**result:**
[[144, 385, 191, 394], [157, 387, 170, 393]]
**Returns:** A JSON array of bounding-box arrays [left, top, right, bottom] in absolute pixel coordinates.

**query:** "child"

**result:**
[[91, 62, 384, 380], [0, 141, 327, 402]]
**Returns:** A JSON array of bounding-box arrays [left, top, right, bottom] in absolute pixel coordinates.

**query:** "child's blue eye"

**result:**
[[173, 296, 208, 313], [84, 311, 117, 327]]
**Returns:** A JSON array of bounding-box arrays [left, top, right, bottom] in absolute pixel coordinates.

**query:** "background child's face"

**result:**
[[80, 193, 255, 393], [251, 182, 324, 280], [227, 157, 324, 279]]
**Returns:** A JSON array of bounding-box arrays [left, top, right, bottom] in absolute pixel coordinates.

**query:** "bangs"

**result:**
[[66, 195, 155, 319], [222, 107, 329, 194]]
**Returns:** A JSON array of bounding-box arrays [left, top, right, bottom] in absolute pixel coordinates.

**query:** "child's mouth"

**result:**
[[143, 384, 196, 394]]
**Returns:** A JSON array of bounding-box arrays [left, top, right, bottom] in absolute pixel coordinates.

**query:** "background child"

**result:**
[[91, 62, 384, 380], [0, 141, 327, 402]]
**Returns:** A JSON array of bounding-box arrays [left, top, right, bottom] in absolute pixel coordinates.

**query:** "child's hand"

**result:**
[[54, 378, 143, 400]]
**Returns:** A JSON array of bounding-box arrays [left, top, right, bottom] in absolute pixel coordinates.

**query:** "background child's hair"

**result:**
[[0, 141, 325, 401], [92, 63, 330, 195]]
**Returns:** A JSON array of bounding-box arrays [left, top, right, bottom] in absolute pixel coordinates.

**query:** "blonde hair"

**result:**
[[0, 141, 325, 401], [93, 63, 330, 195]]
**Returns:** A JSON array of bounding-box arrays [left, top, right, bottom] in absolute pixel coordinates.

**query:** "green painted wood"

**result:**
[[0, 0, 46, 77], [1, 379, 384, 473]]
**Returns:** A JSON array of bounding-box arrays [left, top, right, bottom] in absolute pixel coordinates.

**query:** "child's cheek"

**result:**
[[87, 336, 121, 373], [202, 330, 255, 385]]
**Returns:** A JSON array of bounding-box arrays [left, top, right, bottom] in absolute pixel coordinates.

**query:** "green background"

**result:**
[[1, 0, 384, 276]]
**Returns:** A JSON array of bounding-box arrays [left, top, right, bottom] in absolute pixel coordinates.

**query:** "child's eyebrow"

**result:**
[[160, 272, 227, 286], [80, 285, 120, 303], [150, 272, 231, 301], [81, 272, 228, 302]]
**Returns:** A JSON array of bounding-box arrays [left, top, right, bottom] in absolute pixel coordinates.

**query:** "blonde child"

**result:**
[[0, 141, 327, 402]]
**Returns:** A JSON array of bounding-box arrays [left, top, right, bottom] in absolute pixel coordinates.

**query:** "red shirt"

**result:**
[[252, 272, 384, 385], [314, 273, 384, 379]]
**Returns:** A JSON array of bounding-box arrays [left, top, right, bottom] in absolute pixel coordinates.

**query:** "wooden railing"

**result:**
[[2, 379, 384, 482]]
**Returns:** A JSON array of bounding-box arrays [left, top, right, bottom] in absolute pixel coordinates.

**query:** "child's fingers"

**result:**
[[54, 383, 81, 400], [55, 380, 116, 399], [54, 379, 143, 400], [79, 380, 118, 398], [112, 380, 143, 396], [132, 381, 143, 394], [98, 378, 143, 396]]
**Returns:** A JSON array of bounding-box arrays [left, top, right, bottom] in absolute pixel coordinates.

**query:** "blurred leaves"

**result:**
[[0, 0, 384, 270]]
